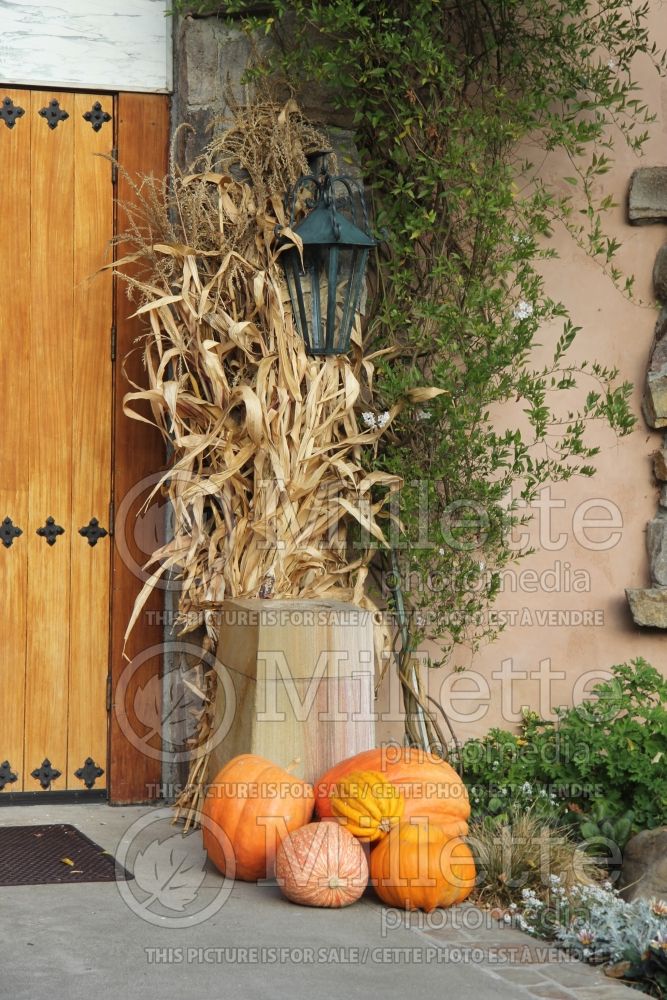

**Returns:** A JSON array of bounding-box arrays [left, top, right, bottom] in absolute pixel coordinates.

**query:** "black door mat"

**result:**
[[0, 824, 134, 886]]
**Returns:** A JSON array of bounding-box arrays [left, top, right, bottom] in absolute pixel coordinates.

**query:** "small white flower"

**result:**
[[416, 409, 431, 420], [607, 58, 618, 71], [361, 411, 376, 428], [439, 547, 445, 556], [377, 411, 391, 428], [521, 781, 533, 794], [513, 300, 534, 321]]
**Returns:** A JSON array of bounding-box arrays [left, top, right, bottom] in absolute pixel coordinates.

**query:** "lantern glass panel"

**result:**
[[284, 245, 370, 355]]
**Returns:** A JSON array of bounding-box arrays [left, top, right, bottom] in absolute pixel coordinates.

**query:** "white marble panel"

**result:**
[[0, 0, 172, 92]]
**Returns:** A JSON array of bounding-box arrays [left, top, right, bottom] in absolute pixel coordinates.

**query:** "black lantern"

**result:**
[[279, 163, 376, 356]]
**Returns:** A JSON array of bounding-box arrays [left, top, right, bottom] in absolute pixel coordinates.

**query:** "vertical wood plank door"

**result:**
[[109, 93, 169, 804], [0, 88, 114, 795]]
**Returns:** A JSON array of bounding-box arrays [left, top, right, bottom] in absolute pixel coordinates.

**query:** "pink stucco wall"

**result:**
[[377, 9, 667, 745]]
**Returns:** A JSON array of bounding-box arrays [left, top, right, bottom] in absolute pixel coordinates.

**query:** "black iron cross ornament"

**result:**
[[0, 760, 18, 790], [78, 518, 108, 547], [38, 99, 69, 130], [83, 101, 112, 133], [37, 516, 64, 546], [0, 517, 22, 548], [31, 759, 61, 790], [0, 97, 25, 129], [74, 757, 105, 789]]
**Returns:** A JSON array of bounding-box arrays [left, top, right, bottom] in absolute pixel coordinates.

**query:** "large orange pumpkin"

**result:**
[[315, 747, 470, 837], [202, 754, 314, 881], [276, 821, 368, 908], [370, 820, 477, 912]]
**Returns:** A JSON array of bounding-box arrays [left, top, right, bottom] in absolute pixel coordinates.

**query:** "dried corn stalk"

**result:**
[[114, 100, 409, 825]]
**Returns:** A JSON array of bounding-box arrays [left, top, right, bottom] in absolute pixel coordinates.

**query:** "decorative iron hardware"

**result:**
[[31, 759, 61, 789], [0, 761, 18, 790], [74, 757, 104, 790], [0, 97, 24, 129], [83, 101, 112, 133], [38, 99, 69, 130], [78, 517, 108, 547], [36, 516, 64, 546], [0, 517, 22, 548]]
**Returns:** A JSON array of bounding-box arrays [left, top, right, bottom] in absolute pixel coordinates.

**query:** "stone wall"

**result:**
[[172, 12, 359, 170], [626, 168, 667, 627]]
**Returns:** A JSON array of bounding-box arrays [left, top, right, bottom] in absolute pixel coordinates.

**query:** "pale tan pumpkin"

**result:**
[[275, 821, 368, 908]]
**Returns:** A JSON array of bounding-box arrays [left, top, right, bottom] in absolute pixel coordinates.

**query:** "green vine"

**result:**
[[172, 0, 664, 751]]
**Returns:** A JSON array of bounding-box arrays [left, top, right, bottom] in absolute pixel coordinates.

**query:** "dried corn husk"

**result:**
[[114, 101, 407, 827]]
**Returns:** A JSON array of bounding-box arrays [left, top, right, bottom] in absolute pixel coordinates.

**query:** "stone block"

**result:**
[[180, 17, 225, 108], [626, 586, 667, 627], [655, 246, 667, 302], [643, 374, 667, 427], [655, 307, 667, 342], [628, 167, 667, 224], [653, 449, 667, 481], [647, 512, 667, 584], [650, 337, 667, 372], [642, 337, 667, 427], [620, 827, 667, 902]]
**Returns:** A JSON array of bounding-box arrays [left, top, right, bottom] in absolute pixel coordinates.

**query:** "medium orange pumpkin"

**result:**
[[276, 821, 368, 908], [202, 754, 314, 881], [315, 747, 470, 836], [370, 820, 476, 912]]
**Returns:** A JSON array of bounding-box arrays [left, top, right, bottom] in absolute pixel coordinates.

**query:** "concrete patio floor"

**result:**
[[0, 803, 638, 1000]]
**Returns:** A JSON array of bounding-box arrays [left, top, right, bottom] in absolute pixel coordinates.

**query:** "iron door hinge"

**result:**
[[106, 674, 112, 713], [108, 499, 115, 537], [111, 147, 118, 185], [111, 324, 117, 362]]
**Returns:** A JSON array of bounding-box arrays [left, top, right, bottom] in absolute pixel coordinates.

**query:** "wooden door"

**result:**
[[0, 88, 114, 794]]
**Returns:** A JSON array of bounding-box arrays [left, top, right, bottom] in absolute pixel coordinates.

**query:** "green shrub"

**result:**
[[454, 659, 667, 837]]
